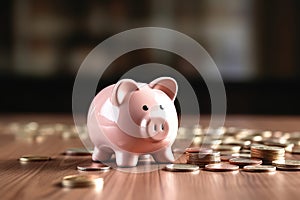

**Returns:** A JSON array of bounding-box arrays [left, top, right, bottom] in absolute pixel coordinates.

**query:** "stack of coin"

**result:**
[[251, 145, 285, 164], [186, 151, 221, 167]]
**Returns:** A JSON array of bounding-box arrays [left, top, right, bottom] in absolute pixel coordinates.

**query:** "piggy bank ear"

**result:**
[[111, 79, 139, 105], [149, 77, 178, 101]]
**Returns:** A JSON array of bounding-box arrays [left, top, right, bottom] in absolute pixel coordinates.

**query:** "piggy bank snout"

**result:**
[[146, 117, 169, 141]]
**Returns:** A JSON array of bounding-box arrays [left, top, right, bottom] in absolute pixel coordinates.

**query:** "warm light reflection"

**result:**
[[231, 170, 239, 175], [191, 170, 200, 175], [36, 136, 46, 143], [94, 178, 104, 192], [267, 171, 276, 176]]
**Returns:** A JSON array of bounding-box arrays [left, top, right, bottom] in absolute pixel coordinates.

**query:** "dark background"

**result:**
[[1, 0, 300, 115]]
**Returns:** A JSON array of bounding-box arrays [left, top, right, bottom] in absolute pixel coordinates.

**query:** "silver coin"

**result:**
[[165, 164, 199, 172], [275, 166, 300, 171], [272, 160, 300, 168], [243, 165, 276, 172], [77, 163, 111, 171], [204, 163, 239, 172]]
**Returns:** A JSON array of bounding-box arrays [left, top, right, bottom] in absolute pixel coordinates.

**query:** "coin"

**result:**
[[272, 160, 300, 168], [77, 163, 111, 171], [19, 155, 51, 162], [229, 158, 262, 167], [204, 163, 239, 172], [243, 165, 276, 172], [185, 147, 213, 153], [232, 153, 252, 158], [251, 145, 285, 153], [221, 155, 236, 162], [63, 148, 92, 156], [186, 152, 221, 166], [275, 166, 300, 171], [291, 148, 300, 154], [61, 174, 101, 188], [165, 164, 199, 172], [251, 145, 285, 164]]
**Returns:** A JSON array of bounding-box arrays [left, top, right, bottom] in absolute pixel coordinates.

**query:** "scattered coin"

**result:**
[[185, 147, 213, 153], [19, 155, 51, 162], [77, 163, 111, 171], [243, 165, 276, 172], [272, 160, 300, 169], [165, 164, 199, 172], [275, 166, 300, 171], [63, 148, 92, 156], [240, 149, 251, 154], [204, 163, 239, 172], [61, 174, 102, 188], [229, 158, 262, 167], [291, 148, 300, 154], [221, 155, 236, 162]]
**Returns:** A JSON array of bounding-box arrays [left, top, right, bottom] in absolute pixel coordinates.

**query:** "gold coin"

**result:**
[[204, 163, 239, 172], [243, 165, 276, 172], [165, 164, 199, 172], [61, 174, 101, 188], [19, 155, 51, 162]]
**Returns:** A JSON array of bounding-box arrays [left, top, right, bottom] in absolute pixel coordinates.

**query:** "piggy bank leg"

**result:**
[[115, 151, 139, 167], [152, 147, 174, 163], [92, 146, 113, 162]]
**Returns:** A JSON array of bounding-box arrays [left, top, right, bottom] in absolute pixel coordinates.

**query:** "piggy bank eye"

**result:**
[[159, 105, 164, 110], [142, 105, 149, 111]]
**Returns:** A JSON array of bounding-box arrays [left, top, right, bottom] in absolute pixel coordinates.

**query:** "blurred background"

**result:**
[[0, 0, 300, 114]]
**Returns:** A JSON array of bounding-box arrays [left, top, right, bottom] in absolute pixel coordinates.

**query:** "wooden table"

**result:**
[[0, 114, 300, 200]]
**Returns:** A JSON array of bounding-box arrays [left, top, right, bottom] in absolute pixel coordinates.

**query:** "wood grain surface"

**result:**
[[0, 114, 300, 200]]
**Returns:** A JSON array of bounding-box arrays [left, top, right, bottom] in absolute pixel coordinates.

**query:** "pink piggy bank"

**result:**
[[87, 77, 178, 167]]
